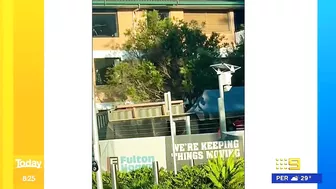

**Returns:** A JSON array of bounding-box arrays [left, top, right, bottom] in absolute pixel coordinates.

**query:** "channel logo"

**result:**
[[275, 158, 300, 171]]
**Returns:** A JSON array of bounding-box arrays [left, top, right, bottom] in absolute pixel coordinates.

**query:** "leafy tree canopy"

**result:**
[[106, 11, 244, 103], [106, 61, 164, 102]]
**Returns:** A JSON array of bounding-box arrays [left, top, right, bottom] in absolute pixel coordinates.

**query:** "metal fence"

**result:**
[[97, 112, 244, 140], [97, 111, 109, 140]]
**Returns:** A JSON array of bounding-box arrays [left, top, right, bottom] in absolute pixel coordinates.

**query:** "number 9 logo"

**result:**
[[289, 158, 300, 170]]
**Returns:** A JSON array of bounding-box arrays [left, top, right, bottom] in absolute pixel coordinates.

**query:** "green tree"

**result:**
[[105, 60, 164, 102], [123, 11, 229, 102], [227, 38, 244, 86], [107, 11, 244, 103]]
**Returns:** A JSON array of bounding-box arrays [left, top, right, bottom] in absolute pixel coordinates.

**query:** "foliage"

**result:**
[[92, 172, 113, 189], [92, 157, 244, 189], [236, 24, 245, 32], [157, 165, 211, 189], [105, 60, 164, 102], [104, 10, 245, 102], [226, 39, 244, 86], [205, 151, 245, 189], [118, 167, 154, 189], [119, 10, 236, 102]]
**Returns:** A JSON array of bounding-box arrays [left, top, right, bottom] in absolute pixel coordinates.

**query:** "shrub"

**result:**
[[93, 157, 244, 189], [92, 172, 113, 189], [205, 152, 245, 189], [118, 167, 154, 189]]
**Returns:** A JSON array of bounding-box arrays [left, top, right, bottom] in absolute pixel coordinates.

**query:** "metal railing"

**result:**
[[97, 111, 110, 140], [97, 114, 244, 140]]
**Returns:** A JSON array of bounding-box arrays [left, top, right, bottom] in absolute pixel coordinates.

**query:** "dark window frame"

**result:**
[[95, 58, 121, 86], [234, 9, 245, 31], [93, 9, 119, 38]]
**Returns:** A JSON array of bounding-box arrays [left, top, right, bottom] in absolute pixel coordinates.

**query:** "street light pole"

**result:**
[[218, 73, 227, 134], [165, 92, 177, 175], [210, 63, 240, 139], [92, 60, 103, 189]]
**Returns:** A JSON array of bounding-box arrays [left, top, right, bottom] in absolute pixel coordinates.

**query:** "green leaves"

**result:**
[[226, 39, 245, 86], [121, 10, 230, 101], [117, 167, 154, 189], [105, 61, 164, 102], [92, 157, 244, 189], [105, 11, 245, 102], [204, 151, 245, 189]]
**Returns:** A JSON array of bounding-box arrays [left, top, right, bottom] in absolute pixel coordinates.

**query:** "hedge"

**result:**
[[93, 154, 244, 189]]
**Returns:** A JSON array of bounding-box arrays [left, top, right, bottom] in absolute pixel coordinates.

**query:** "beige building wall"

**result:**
[[170, 10, 184, 20], [93, 9, 237, 51], [93, 10, 145, 50]]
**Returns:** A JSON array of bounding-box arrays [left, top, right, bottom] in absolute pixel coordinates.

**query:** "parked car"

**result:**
[[217, 117, 245, 136]]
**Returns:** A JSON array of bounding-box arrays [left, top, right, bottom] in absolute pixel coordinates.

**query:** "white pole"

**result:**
[[110, 163, 118, 189], [167, 92, 177, 175], [93, 100, 103, 189], [218, 73, 225, 99], [185, 116, 191, 135], [92, 60, 103, 189], [218, 73, 227, 135]]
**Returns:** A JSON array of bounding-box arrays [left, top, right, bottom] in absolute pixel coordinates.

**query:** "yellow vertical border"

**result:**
[[0, 0, 3, 186], [1, 0, 44, 188], [12, 0, 44, 188], [1, 0, 14, 189]]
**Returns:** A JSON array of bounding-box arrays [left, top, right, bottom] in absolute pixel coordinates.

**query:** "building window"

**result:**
[[234, 9, 244, 31], [147, 9, 170, 20], [183, 10, 230, 33], [93, 10, 119, 37], [95, 58, 121, 85]]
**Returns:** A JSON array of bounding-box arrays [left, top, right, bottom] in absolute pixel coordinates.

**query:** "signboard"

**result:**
[[119, 155, 155, 172], [99, 133, 244, 172], [165, 133, 244, 170]]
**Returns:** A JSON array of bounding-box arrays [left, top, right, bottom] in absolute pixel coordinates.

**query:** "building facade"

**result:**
[[93, 0, 244, 56], [93, 0, 244, 103]]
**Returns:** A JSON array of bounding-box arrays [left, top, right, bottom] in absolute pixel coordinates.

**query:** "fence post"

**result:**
[[189, 159, 195, 167], [152, 161, 159, 185], [110, 163, 118, 189], [185, 116, 191, 135]]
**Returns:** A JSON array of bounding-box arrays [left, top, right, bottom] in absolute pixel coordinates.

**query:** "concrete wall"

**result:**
[[99, 132, 244, 172], [99, 136, 167, 172], [170, 10, 184, 20]]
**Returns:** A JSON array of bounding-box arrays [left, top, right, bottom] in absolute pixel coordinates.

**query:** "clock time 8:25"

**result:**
[[22, 176, 36, 182]]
